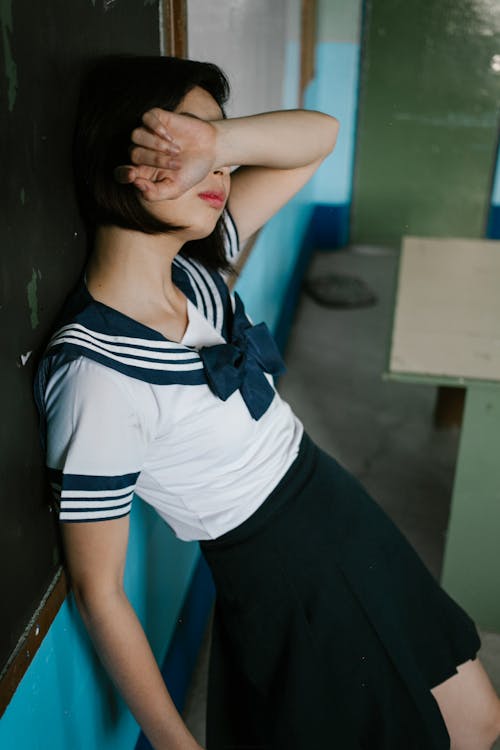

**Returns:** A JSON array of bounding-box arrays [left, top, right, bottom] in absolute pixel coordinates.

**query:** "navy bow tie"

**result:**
[[199, 292, 286, 420]]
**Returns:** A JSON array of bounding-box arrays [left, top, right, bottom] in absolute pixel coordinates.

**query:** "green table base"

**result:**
[[441, 385, 500, 632]]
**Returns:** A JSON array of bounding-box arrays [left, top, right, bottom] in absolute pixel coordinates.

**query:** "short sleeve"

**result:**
[[43, 357, 151, 523], [222, 207, 241, 264]]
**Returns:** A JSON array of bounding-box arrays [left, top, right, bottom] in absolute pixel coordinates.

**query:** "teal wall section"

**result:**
[[306, 0, 363, 248], [312, 41, 361, 207], [492, 151, 500, 205], [487, 143, 500, 237], [313, 0, 364, 208], [235, 197, 313, 332]]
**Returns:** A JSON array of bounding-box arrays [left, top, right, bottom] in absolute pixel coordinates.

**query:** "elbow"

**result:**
[[306, 111, 339, 158], [324, 115, 340, 155], [71, 578, 125, 623]]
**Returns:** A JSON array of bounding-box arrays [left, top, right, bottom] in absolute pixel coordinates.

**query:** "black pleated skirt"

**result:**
[[200, 432, 481, 750]]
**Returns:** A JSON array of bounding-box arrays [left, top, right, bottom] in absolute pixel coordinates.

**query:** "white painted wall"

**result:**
[[187, 0, 295, 116]]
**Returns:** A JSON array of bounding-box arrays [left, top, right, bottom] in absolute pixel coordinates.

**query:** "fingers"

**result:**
[[129, 144, 181, 170], [131, 125, 180, 155], [114, 108, 185, 192], [134, 178, 185, 202], [114, 161, 184, 200], [141, 108, 175, 142], [114, 165, 137, 184]]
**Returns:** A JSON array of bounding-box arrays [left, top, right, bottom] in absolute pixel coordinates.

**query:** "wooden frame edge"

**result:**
[[162, 0, 188, 58], [0, 567, 69, 718]]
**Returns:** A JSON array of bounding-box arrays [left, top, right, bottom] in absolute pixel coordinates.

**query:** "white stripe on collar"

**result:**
[[48, 322, 189, 350], [224, 210, 240, 260], [48, 325, 204, 372], [174, 255, 224, 334]]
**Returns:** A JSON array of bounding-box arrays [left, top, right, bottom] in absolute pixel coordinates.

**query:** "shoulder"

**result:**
[[42, 354, 158, 471], [43, 354, 155, 427]]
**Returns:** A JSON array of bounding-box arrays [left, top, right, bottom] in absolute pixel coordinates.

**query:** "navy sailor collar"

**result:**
[[34, 251, 286, 428], [37, 252, 234, 387]]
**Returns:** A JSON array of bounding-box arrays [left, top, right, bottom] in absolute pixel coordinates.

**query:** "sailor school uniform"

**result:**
[[34, 209, 484, 749], [34, 209, 303, 541]]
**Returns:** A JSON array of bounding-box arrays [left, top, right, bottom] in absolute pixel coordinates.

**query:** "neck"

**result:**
[[86, 225, 185, 315]]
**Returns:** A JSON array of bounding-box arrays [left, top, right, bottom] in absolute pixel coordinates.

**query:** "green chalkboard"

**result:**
[[0, 0, 161, 686]]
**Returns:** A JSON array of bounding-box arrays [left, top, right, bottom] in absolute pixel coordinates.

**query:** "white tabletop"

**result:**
[[388, 236, 500, 383]]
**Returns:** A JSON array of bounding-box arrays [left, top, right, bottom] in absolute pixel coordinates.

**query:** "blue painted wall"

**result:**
[[312, 42, 361, 209], [235, 196, 313, 331], [306, 1, 363, 249]]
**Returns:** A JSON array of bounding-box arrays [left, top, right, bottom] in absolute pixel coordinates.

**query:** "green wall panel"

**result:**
[[352, 0, 500, 247]]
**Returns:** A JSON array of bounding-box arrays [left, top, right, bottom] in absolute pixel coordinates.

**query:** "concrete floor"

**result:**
[[183, 245, 500, 746]]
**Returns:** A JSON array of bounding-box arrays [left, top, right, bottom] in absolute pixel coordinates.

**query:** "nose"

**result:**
[[213, 165, 231, 176]]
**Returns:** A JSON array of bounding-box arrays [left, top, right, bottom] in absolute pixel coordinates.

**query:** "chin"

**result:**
[[180, 213, 222, 242]]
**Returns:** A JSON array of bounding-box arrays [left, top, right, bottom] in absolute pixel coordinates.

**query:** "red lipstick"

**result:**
[[198, 191, 226, 208]]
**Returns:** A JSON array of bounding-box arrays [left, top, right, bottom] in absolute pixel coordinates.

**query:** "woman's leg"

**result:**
[[431, 658, 500, 750]]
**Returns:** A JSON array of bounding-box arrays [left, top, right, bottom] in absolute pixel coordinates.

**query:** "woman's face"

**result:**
[[141, 85, 231, 240]]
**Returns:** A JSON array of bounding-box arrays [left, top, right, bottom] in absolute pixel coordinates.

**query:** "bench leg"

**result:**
[[441, 385, 500, 632]]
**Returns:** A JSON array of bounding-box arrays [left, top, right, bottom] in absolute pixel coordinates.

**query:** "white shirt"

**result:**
[[37, 211, 303, 541]]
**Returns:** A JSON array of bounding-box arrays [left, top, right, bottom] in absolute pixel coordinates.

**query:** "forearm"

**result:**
[[213, 109, 339, 170], [76, 588, 200, 750]]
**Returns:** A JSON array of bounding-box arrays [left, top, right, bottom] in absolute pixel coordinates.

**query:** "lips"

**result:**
[[198, 191, 226, 208]]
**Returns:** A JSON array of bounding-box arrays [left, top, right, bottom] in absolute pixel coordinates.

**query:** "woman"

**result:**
[[34, 55, 500, 750]]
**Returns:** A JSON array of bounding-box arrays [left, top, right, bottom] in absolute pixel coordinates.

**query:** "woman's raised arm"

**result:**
[[116, 107, 339, 242], [215, 110, 339, 241]]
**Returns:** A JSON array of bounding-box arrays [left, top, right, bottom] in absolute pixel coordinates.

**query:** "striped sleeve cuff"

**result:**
[[48, 468, 139, 522]]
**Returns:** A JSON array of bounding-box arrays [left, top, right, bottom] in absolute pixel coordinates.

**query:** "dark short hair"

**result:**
[[73, 54, 232, 271]]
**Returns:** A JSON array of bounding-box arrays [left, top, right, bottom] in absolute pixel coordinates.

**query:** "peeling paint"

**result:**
[[0, 0, 18, 111], [26, 268, 42, 330]]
